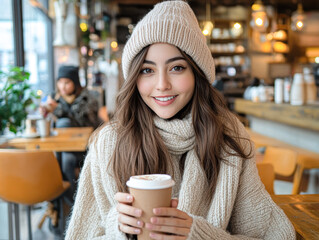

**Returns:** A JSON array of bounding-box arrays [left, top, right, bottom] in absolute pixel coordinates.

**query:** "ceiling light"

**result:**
[[291, 3, 305, 31], [250, 0, 269, 32], [202, 21, 214, 36], [202, 0, 213, 37], [233, 22, 242, 29]]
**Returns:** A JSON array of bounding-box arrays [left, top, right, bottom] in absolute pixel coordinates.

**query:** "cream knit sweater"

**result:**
[[65, 117, 295, 239]]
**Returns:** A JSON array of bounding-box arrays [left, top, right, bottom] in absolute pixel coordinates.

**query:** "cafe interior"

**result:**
[[0, 0, 319, 239]]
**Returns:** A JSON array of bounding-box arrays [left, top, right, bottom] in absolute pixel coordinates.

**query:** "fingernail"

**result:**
[[137, 220, 142, 226], [153, 208, 159, 214], [126, 195, 133, 201], [135, 209, 142, 216], [151, 217, 157, 224], [134, 229, 141, 234]]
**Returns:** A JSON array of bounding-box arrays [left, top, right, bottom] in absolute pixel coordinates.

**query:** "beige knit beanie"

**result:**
[[122, 0, 215, 83]]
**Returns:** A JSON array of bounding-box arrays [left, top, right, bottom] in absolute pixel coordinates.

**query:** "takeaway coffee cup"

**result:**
[[126, 174, 175, 240], [36, 119, 51, 137]]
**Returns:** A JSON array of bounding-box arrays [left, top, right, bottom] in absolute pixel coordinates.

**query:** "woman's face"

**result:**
[[137, 43, 195, 119], [57, 78, 75, 96]]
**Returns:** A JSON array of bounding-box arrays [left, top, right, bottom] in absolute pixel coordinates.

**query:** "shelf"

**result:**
[[217, 73, 250, 79], [210, 38, 247, 43], [250, 51, 273, 55], [215, 64, 244, 67], [223, 88, 246, 95], [212, 52, 246, 56]]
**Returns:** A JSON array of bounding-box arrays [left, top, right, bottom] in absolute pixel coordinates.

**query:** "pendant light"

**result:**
[[291, 3, 305, 31], [202, 0, 213, 37], [250, 0, 269, 32]]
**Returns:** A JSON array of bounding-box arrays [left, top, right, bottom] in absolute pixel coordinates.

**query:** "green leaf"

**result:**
[[9, 124, 17, 134], [0, 66, 37, 134]]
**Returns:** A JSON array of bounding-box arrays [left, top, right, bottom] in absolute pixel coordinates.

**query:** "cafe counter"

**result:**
[[234, 98, 319, 153]]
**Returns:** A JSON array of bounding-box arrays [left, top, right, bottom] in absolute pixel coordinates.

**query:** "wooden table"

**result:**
[[247, 128, 319, 195], [272, 194, 319, 240], [5, 127, 93, 152]]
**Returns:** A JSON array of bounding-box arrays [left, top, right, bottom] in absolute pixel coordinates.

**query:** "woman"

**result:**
[[65, 1, 295, 239], [41, 65, 100, 201], [41, 65, 100, 129]]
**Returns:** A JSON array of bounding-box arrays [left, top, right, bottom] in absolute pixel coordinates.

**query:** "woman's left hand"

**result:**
[[145, 199, 193, 239]]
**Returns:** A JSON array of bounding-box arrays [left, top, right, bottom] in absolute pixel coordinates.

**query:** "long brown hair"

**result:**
[[109, 45, 252, 197]]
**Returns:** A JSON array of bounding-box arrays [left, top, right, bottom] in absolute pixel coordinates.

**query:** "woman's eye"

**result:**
[[171, 66, 185, 72], [140, 68, 153, 74]]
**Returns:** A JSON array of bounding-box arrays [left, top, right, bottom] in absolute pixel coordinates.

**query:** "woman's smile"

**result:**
[[153, 95, 177, 106]]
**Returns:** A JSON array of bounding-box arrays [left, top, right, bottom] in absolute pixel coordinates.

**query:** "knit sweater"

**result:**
[[65, 116, 296, 239]]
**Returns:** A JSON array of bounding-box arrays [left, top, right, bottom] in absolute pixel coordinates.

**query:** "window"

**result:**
[[23, 0, 53, 95], [0, 0, 14, 73]]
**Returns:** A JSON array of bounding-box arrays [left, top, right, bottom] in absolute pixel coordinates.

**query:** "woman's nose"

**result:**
[[156, 72, 171, 91]]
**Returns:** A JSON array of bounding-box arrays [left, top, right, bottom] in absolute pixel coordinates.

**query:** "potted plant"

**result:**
[[0, 66, 39, 134]]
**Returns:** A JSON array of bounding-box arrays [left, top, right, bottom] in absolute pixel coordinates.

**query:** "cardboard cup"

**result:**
[[126, 174, 175, 240]]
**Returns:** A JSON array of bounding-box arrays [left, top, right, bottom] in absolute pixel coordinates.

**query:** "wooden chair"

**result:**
[[257, 162, 275, 195], [256, 146, 298, 195], [0, 149, 70, 240], [263, 146, 297, 178]]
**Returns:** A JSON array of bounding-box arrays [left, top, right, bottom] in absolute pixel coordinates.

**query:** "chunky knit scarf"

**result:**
[[154, 114, 210, 217]]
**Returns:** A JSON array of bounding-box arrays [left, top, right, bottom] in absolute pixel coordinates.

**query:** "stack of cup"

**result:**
[[274, 78, 284, 104], [290, 73, 305, 106], [126, 174, 175, 240], [304, 71, 317, 104]]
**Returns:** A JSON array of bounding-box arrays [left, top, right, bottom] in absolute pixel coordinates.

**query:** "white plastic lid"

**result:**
[[126, 174, 175, 190]]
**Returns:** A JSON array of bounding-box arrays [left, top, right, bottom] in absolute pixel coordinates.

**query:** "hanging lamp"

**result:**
[[250, 0, 269, 32], [202, 0, 213, 37], [291, 3, 305, 31]]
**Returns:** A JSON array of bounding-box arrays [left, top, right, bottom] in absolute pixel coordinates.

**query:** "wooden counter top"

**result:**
[[234, 98, 319, 131]]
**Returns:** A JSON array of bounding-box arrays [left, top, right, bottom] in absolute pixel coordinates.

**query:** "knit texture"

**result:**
[[122, 0, 215, 83], [65, 116, 296, 239]]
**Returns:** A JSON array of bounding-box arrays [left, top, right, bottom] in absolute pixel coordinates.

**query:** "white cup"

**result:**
[[37, 119, 51, 137], [274, 78, 284, 104], [290, 73, 305, 106]]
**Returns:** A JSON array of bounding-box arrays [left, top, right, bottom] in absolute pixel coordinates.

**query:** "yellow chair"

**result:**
[[257, 146, 298, 195], [263, 146, 297, 177], [257, 162, 275, 195], [0, 149, 70, 240]]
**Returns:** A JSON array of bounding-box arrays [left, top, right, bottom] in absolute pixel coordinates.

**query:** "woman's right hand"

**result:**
[[115, 192, 144, 235]]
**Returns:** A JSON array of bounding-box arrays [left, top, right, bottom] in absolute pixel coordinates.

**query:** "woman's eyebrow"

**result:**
[[143, 56, 186, 65], [166, 56, 185, 64]]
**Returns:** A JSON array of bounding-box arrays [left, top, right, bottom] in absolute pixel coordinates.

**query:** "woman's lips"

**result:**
[[153, 95, 177, 106]]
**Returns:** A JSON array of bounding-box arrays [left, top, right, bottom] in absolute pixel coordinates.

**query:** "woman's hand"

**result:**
[[146, 199, 193, 239], [46, 96, 58, 111], [39, 96, 58, 118], [114, 192, 144, 235]]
